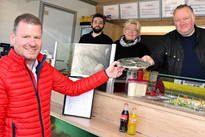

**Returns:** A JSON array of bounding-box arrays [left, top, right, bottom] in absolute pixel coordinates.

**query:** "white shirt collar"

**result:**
[[27, 60, 38, 81]]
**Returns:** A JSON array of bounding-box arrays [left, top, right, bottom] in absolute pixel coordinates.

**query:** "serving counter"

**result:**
[[51, 90, 205, 137]]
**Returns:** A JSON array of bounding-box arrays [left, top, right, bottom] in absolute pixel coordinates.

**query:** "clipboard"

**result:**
[[62, 77, 95, 119]]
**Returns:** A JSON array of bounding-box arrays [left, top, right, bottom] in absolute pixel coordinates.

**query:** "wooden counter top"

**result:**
[[51, 101, 144, 137], [51, 91, 205, 137]]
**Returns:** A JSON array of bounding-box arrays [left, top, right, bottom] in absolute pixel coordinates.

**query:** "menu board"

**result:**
[[187, 0, 205, 16], [139, 0, 160, 19], [120, 2, 138, 19], [103, 4, 119, 20], [102, 0, 205, 20], [62, 77, 94, 119], [162, 0, 185, 18]]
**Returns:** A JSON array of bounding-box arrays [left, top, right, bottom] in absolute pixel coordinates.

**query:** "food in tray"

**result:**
[[117, 57, 150, 70], [164, 96, 205, 111]]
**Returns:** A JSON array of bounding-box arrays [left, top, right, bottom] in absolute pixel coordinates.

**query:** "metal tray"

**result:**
[[117, 57, 150, 70]]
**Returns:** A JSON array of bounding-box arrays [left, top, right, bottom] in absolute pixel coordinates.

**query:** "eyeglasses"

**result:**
[[125, 28, 138, 32], [93, 20, 103, 25]]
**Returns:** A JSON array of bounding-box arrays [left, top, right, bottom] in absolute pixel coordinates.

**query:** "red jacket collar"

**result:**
[[9, 48, 44, 65]]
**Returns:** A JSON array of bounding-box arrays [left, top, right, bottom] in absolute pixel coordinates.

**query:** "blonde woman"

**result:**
[[114, 19, 150, 60]]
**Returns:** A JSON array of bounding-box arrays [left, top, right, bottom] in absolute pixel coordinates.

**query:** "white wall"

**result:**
[[0, 0, 95, 44], [141, 26, 176, 34]]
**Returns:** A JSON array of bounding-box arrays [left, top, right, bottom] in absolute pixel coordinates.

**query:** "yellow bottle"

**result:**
[[127, 107, 137, 135]]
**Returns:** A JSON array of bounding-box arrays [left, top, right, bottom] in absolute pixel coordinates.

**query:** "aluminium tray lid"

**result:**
[[117, 57, 150, 70]]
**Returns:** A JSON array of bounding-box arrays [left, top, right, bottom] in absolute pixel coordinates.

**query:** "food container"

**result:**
[[137, 69, 144, 80], [127, 79, 148, 97], [149, 71, 159, 83], [143, 69, 150, 81], [126, 70, 137, 80], [127, 79, 137, 96]]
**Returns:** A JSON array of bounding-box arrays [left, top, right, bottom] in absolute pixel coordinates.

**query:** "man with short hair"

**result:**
[[0, 13, 124, 137], [142, 4, 205, 80], [79, 13, 113, 44]]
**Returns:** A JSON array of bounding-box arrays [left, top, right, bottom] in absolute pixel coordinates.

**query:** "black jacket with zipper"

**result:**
[[150, 26, 205, 76]]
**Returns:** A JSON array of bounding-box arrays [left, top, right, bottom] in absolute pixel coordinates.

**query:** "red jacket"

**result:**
[[0, 49, 108, 137]]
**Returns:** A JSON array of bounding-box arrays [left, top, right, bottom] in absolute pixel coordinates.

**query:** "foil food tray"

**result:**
[[117, 57, 150, 70]]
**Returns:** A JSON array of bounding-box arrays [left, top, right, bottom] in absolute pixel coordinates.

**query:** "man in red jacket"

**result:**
[[0, 13, 124, 137]]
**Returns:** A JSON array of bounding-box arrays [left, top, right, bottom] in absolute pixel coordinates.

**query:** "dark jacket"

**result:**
[[151, 26, 205, 76], [79, 31, 113, 44]]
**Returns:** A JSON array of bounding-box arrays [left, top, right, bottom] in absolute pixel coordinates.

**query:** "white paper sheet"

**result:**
[[63, 77, 94, 119], [162, 0, 185, 18], [103, 4, 120, 20], [120, 2, 138, 19], [187, 0, 205, 16], [139, 0, 160, 19]]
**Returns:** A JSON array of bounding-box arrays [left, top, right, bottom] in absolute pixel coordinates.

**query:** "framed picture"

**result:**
[[103, 4, 120, 20], [187, 0, 205, 16], [162, 0, 185, 18], [62, 77, 95, 119], [120, 2, 138, 19], [139, 0, 161, 19]]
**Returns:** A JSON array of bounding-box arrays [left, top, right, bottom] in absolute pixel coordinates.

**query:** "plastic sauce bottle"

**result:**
[[127, 107, 137, 135], [119, 103, 129, 132]]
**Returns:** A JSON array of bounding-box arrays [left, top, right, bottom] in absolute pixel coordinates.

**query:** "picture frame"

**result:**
[[139, 0, 161, 19], [162, 0, 185, 18], [62, 77, 95, 119], [103, 4, 120, 20], [120, 2, 138, 19], [187, 0, 205, 16]]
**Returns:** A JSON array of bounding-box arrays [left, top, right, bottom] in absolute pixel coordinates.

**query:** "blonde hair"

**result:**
[[123, 19, 141, 33]]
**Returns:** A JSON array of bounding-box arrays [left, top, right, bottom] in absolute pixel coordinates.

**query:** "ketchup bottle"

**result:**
[[119, 103, 129, 132]]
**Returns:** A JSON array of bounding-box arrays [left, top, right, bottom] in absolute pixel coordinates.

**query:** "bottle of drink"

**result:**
[[127, 107, 137, 135], [119, 103, 129, 132]]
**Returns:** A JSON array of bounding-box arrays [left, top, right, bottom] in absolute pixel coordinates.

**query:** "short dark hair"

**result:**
[[92, 13, 105, 24], [13, 13, 42, 34], [173, 4, 194, 15]]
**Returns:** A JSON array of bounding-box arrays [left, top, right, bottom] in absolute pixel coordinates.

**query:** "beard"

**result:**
[[92, 26, 103, 33]]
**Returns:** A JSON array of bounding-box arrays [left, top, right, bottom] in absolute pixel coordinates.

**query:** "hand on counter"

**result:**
[[105, 61, 124, 78]]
